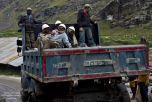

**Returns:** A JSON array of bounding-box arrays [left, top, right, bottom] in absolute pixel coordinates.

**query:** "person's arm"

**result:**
[[77, 10, 85, 31], [62, 34, 72, 48], [18, 15, 25, 27], [77, 10, 87, 28], [77, 10, 83, 27], [90, 15, 96, 24]]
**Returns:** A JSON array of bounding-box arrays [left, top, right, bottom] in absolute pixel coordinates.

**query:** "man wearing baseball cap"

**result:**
[[77, 4, 96, 47], [18, 7, 37, 50]]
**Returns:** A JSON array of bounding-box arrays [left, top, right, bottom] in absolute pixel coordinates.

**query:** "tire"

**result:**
[[27, 92, 37, 102], [21, 90, 28, 102], [115, 83, 131, 102]]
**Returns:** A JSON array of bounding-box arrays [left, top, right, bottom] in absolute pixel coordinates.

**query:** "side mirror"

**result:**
[[17, 39, 22, 46]]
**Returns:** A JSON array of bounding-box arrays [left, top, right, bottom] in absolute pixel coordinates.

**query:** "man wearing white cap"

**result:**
[[67, 26, 78, 47], [50, 24, 71, 48], [36, 24, 59, 49], [77, 4, 96, 47], [52, 20, 62, 35], [55, 20, 62, 25]]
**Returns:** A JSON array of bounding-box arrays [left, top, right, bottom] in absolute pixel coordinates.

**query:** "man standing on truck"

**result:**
[[77, 4, 96, 47], [18, 7, 37, 50]]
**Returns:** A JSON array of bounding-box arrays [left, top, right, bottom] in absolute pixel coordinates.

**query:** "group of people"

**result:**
[[36, 22, 78, 49], [18, 4, 97, 50]]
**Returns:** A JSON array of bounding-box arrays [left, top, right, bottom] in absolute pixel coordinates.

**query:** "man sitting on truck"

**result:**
[[52, 20, 62, 35], [49, 24, 72, 48], [67, 26, 78, 47], [36, 24, 59, 49]]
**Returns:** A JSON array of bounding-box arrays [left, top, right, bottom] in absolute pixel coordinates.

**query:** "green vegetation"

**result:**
[[0, 29, 21, 37], [49, 0, 67, 7], [100, 21, 152, 47], [0, 68, 20, 76], [0, 0, 152, 47]]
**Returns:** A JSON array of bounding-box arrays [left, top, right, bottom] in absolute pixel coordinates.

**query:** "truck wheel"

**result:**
[[21, 91, 28, 102], [115, 83, 131, 102], [27, 92, 37, 102]]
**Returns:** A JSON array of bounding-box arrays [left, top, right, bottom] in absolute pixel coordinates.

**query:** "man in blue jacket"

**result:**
[[77, 4, 96, 47]]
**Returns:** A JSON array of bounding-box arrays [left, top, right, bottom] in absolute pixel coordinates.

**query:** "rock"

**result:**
[[99, 0, 152, 28]]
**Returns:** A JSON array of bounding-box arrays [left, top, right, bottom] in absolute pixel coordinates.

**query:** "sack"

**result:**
[[135, 86, 142, 102]]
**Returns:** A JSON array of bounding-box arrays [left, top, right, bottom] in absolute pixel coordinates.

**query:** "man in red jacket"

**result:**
[[77, 4, 96, 47]]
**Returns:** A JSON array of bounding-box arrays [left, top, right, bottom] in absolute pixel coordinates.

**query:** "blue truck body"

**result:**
[[23, 45, 149, 83], [20, 24, 150, 102]]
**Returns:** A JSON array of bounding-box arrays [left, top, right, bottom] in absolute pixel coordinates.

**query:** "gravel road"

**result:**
[[0, 76, 21, 102]]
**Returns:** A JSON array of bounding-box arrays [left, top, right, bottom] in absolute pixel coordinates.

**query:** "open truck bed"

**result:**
[[23, 44, 149, 83], [19, 23, 150, 102]]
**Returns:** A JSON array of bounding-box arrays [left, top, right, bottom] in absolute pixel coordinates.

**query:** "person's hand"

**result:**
[[79, 27, 84, 32], [94, 21, 97, 24]]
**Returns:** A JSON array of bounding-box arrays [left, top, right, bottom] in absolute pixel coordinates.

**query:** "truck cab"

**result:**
[[19, 23, 150, 102]]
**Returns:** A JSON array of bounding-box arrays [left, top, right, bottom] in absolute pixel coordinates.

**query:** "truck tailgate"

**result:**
[[24, 45, 149, 83], [38, 45, 149, 82]]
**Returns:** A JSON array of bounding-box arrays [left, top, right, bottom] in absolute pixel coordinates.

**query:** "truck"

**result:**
[[18, 23, 150, 102]]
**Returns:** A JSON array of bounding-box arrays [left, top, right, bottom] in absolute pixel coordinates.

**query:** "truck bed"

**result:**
[[23, 45, 149, 83]]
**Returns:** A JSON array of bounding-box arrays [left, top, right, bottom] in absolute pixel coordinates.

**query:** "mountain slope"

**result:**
[[0, 0, 152, 47], [0, 0, 111, 30]]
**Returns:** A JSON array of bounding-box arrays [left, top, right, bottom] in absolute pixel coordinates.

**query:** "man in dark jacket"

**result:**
[[18, 7, 37, 50], [77, 4, 96, 47]]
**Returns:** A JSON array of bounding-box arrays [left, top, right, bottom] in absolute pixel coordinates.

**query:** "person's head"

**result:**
[[84, 4, 92, 12], [55, 20, 62, 28], [55, 20, 62, 25], [27, 7, 32, 15], [58, 24, 66, 34], [42, 24, 50, 34], [140, 36, 148, 45], [68, 26, 75, 34]]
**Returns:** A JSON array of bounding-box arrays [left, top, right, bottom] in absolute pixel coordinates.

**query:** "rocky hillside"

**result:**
[[100, 0, 152, 28], [1, 0, 151, 30], [0, 0, 112, 30], [0, 0, 152, 47]]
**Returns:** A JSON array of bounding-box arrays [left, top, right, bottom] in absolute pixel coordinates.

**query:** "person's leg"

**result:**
[[79, 28, 86, 47], [143, 84, 148, 102], [29, 31, 36, 48], [85, 27, 96, 47], [139, 83, 148, 102], [25, 32, 31, 50], [131, 87, 136, 98]]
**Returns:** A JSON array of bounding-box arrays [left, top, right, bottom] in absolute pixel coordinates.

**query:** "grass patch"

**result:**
[[100, 21, 152, 47], [0, 69, 20, 76], [49, 0, 67, 7], [0, 64, 20, 76], [0, 29, 21, 37]]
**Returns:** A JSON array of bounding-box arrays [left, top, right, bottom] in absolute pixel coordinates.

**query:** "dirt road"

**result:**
[[0, 76, 21, 102]]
